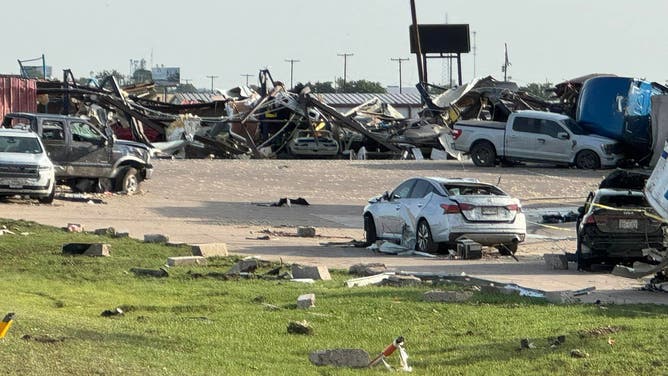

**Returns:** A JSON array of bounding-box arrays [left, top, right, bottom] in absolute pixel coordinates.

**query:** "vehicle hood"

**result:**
[[115, 139, 151, 151], [583, 133, 619, 145], [0, 152, 52, 166]]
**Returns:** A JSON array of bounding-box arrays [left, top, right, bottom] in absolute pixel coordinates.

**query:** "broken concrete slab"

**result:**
[[543, 253, 568, 270], [94, 227, 116, 236], [292, 264, 331, 281], [112, 232, 129, 238], [287, 320, 313, 335], [66, 223, 84, 233], [345, 272, 395, 287], [167, 256, 207, 267], [380, 274, 422, 287], [144, 234, 169, 243], [544, 291, 579, 304], [62, 243, 111, 257], [130, 267, 169, 278], [309, 349, 370, 368], [297, 226, 316, 237], [191, 243, 229, 257], [479, 284, 520, 296], [423, 290, 473, 302], [226, 259, 259, 275], [297, 293, 316, 309], [348, 263, 387, 276]]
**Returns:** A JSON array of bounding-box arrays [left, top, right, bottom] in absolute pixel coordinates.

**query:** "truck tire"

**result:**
[[470, 141, 497, 167], [115, 167, 139, 194], [38, 184, 55, 204], [575, 150, 600, 169]]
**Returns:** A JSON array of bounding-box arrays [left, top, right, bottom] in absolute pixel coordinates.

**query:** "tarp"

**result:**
[[645, 141, 668, 220], [650, 95, 668, 166]]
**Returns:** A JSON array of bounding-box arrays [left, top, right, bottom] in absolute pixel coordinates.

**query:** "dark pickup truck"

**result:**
[[2, 113, 152, 194]]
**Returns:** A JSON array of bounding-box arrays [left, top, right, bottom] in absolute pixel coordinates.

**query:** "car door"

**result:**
[[535, 120, 572, 162], [505, 116, 537, 159], [377, 179, 416, 238], [66, 119, 113, 177], [35, 119, 69, 176], [401, 179, 436, 233]]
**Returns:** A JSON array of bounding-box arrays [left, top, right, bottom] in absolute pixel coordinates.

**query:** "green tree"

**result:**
[[94, 70, 127, 85], [520, 82, 553, 100], [341, 79, 386, 93]]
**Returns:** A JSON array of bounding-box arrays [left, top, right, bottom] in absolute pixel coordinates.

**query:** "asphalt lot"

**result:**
[[2, 158, 666, 304]]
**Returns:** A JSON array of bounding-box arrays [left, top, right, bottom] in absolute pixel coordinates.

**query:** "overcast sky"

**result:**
[[4, 0, 668, 90]]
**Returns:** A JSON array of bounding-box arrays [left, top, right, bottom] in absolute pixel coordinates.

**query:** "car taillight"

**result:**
[[459, 203, 475, 211], [452, 129, 462, 140], [505, 204, 522, 212], [440, 204, 461, 214], [584, 215, 596, 224]]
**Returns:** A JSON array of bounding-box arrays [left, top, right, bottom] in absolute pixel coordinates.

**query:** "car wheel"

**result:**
[[38, 184, 55, 204], [363, 214, 377, 246], [115, 167, 139, 194], [470, 141, 497, 167], [498, 242, 518, 256], [575, 236, 592, 271], [575, 150, 600, 169], [416, 220, 437, 253]]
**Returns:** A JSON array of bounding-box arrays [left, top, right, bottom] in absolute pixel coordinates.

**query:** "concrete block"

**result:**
[[380, 274, 422, 287], [423, 290, 473, 302], [297, 226, 316, 237], [544, 253, 568, 270], [94, 227, 116, 236], [191, 243, 228, 257], [309, 349, 370, 368], [167, 256, 207, 267], [292, 264, 331, 281], [287, 320, 313, 335], [297, 293, 316, 309], [144, 234, 169, 243], [348, 263, 387, 276], [112, 232, 129, 238], [62, 243, 110, 257], [544, 291, 578, 304]]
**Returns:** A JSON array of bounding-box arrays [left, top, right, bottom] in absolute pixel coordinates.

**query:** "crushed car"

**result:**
[[363, 177, 526, 254], [0, 128, 55, 203], [576, 170, 666, 271], [2, 113, 152, 194]]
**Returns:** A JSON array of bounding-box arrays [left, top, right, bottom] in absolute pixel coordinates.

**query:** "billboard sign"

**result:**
[[410, 24, 471, 54], [22, 65, 52, 79], [151, 67, 180, 86]]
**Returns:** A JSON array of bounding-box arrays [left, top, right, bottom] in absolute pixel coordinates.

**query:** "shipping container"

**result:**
[[0, 75, 37, 119]]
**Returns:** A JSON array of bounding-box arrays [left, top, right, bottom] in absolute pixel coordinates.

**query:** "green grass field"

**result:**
[[0, 219, 666, 375]]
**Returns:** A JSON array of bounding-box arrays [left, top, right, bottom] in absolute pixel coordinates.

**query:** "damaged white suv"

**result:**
[[0, 129, 55, 203]]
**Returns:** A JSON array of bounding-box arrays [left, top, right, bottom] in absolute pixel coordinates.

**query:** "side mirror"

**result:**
[[578, 206, 585, 215], [557, 132, 569, 140], [382, 191, 390, 201]]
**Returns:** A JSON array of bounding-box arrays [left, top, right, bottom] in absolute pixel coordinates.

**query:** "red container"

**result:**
[[0, 75, 37, 119]]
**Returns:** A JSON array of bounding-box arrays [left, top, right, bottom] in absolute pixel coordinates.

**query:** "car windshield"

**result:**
[[0, 136, 43, 154], [562, 118, 589, 135], [597, 194, 649, 208], [443, 183, 505, 196]]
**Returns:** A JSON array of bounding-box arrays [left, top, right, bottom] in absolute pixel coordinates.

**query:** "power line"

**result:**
[[390, 58, 409, 93], [337, 53, 353, 92], [284, 59, 300, 89]]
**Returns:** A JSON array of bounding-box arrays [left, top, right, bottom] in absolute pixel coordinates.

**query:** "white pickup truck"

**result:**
[[451, 110, 624, 169]]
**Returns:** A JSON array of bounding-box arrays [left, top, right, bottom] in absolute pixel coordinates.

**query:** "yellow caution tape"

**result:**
[[589, 202, 668, 224], [527, 221, 573, 231]]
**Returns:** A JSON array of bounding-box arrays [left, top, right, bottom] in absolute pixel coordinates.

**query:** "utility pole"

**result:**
[[240, 73, 253, 86], [206, 75, 218, 92], [284, 59, 300, 89], [390, 57, 409, 93], [473, 31, 477, 78], [502, 43, 511, 82], [337, 53, 353, 92]]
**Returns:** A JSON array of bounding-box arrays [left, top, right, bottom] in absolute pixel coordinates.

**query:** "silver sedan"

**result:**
[[363, 177, 526, 254]]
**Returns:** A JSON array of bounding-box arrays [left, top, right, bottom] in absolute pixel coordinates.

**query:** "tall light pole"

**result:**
[[284, 59, 300, 89], [473, 31, 477, 78], [206, 75, 218, 92], [390, 57, 409, 93], [337, 53, 353, 92], [241, 73, 253, 86]]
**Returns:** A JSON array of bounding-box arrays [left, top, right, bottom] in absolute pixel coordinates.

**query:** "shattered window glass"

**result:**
[[443, 183, 504, 196], [70, 121, 104, 143], [42, 121, 65, 141], [597, 194, 649, 208]]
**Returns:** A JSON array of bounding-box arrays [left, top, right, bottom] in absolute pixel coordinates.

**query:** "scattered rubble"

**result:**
[[167, 256, 207, 267], [543, 253, 569, 270], [287, 320, 313, 335], [297, 293, 316, 309], [144, 234, 169, 243], [348, 263, 387, 276], [66, 223, 84, 233], [101, 307, 124, 317], [570, 349, 589, 358], [62, 243, 111, 257], [423, 290, 473, 302], [291, 264, 331, 281], [130, 267, 169, 278], [191, 243, 228, 257], [380, 274, 422, 287], [297, 226, 316, 238], [94, 227, 116, 236], [309, 349, 370, 368]]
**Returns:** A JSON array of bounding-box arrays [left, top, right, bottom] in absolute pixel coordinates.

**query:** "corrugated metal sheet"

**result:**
[[318, 93, 421, 106], [171, 92, 226, 104], [0, 75, 37, 119]]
